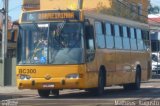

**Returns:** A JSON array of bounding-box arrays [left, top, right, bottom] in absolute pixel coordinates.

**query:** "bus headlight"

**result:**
[[19, 74, 31, 80], [66, 74, 80, 79]]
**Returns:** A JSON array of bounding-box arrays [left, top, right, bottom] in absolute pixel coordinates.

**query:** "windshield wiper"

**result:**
[[55, 21, 66, 36], [53, 21, 68, 48]]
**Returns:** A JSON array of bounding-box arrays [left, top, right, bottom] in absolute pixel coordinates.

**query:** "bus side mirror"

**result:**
[[10, 30, 15, 42]]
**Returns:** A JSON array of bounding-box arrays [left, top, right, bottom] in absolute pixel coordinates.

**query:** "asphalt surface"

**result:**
[[1, 79, 160, 106]]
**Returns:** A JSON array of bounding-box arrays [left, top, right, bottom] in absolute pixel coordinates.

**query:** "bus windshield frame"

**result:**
[[17, 21, 85, 65]]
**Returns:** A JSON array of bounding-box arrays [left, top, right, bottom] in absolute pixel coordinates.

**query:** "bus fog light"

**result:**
[[66, 74, 80, 79]]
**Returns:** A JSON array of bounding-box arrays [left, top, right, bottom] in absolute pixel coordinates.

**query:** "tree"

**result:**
[[148, 1, 160, 14]]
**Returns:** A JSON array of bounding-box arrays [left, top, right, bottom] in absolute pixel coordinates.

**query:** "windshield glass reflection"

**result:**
[[17, 22, 84, 65]]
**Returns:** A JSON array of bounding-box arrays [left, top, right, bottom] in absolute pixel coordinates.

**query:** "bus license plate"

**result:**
[[43, 83, 54, 88]]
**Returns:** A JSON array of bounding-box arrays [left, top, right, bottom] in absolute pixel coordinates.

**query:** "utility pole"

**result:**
[[0, 0, 8, 86], [78, 0, 83, 9]]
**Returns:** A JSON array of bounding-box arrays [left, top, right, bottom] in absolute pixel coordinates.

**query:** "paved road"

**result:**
[[1, 80, 160, 106]]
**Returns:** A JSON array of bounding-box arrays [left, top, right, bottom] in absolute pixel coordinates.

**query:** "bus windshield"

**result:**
[[17, 22, 84, 65]]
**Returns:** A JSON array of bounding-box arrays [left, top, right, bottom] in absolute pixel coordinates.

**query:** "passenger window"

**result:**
[[95, 22, 105, 48], [136, 29, 143, 50], [142, 30, 150, 50], [122, 26, 130, 50], [114, 24, 122, 49], [136, 29, 142, 39], [130, 28, 135, 38], [123, 26, 128, 37], [95, 22, 103, 34], [130, 28, 137, 50], [106, 23, 112, 35], [114, 25, 120, 36], [105, 23, 114, 48]]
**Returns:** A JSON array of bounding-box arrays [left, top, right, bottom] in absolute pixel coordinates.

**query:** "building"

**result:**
[[108, 0, 149, 23], [22, 0, 40, 11], [148, 14, 160, 75], [148, 14, 160, 52], [0, 12, 17, 86], [0, 13, 16, 57], [22, 0, 149, 23]]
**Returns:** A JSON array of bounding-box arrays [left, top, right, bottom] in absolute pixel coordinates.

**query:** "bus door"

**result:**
[[85, 24, 97, 87]]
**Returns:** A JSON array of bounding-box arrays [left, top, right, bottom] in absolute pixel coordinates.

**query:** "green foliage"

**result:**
[[149, 5, 160, 14]]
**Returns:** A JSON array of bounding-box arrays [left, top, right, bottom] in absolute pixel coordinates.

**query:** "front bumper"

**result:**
[[17, 78, 83, 89]]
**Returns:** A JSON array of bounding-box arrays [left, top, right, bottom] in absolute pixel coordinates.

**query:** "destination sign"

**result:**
[[22, 10, 81, 22]]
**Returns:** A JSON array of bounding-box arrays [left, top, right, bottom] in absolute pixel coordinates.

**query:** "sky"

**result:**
[[151, 0, 160, 6], [0, 0, 22, 21], [0, 0, 160, 21]]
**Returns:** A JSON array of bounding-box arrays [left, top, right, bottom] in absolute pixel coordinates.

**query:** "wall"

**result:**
[[98, 0, 149, 23], [40, 0, 111, 10], [0, 58, 16, 86], [22, 0, 40, 11], [22, 0, 149, 23]]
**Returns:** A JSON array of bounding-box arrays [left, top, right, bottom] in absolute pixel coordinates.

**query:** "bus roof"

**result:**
[[85, 11, 149, 30]]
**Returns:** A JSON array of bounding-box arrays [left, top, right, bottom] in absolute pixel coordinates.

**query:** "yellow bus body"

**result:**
[[16, 64, 100, 89], [16, 0, 151, 95], [16, 48, 150, 89]]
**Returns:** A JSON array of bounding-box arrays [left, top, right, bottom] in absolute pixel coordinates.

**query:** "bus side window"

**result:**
[[114, 24, 122, 49], [105, 23, 114, 49], [85, 25, 95, 62], [143, 30, 150, 50], [122, 26, 130, 50], [85, 25, 94, 50], [95, 22, 105, 48], [136, 28, 143, 50], [130, 27, 137, 50]]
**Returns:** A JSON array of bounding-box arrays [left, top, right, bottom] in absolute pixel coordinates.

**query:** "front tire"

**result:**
[[51, 89, 59, 96], [38, 90, 50, 98]]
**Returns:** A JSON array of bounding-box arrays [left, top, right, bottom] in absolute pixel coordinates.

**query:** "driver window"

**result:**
[[85, 25, 95, 62], [86, 25, 94, 50]]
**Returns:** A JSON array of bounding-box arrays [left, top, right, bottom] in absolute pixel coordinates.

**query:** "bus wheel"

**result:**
[[38, 90, 50, 98], [123, 67, 141, 90], [133, 67, 141, 90], [97, 71, 105, 96], [51, 89, 59, 96]]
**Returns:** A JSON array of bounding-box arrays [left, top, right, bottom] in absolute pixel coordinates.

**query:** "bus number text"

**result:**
[[19, 69, 37, 74]]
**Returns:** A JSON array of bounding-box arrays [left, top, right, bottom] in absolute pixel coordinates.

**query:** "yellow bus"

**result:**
[[16, 9, 151, 97]]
